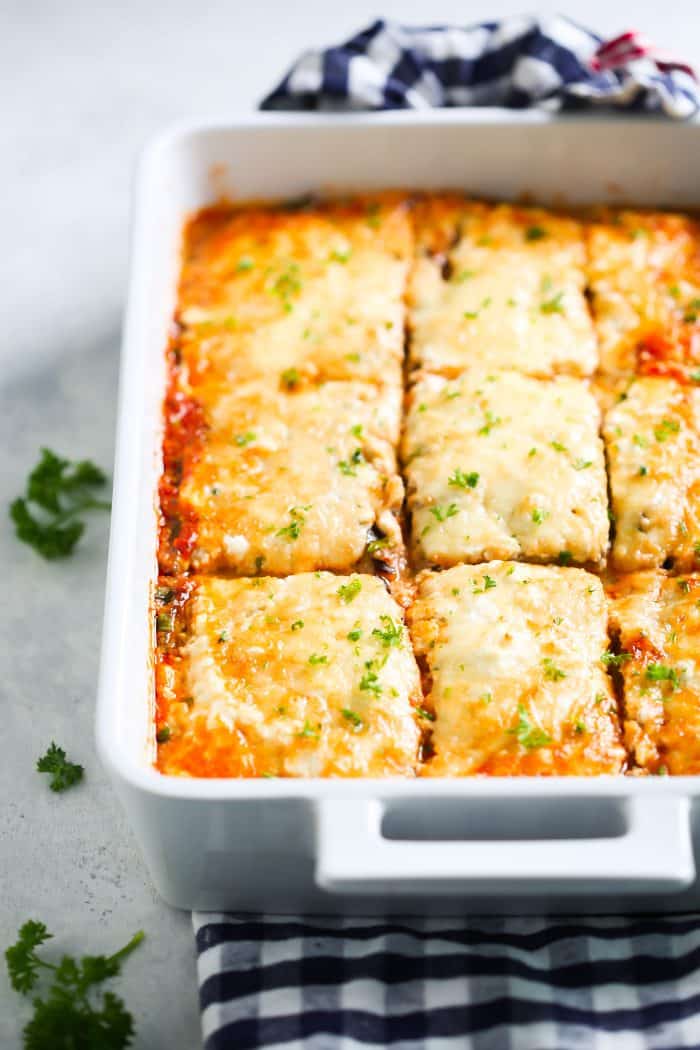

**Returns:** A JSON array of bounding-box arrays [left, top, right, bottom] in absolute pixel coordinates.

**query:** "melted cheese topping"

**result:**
[[587, 210, 700, 381], [403, 369, 609, 567], [604, 377, 700, 571], [179, 380, 402, 575], [178, 196, 411, 391], [409, 199, 597, 378], [409, 562, 625, 776], [607, 571, 700, 774], [156, 574, 421, 777]]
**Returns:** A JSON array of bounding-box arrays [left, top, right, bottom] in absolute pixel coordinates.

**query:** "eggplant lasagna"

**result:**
[[155, 195, 700, 777]]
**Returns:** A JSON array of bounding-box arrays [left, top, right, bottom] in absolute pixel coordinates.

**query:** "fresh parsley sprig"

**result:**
[[10, 448, 111, 559], [6, 920, 144, 1049], [36, 743, 84, 793]]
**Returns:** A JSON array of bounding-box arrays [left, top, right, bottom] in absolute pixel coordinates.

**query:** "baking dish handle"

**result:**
[[315, 796, 694, 896]]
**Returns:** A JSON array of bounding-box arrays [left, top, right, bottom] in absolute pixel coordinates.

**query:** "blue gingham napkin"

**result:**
[[260, 15, 699, 118], [194, 15, 700, 1049], [194, 913, 700, 1049]]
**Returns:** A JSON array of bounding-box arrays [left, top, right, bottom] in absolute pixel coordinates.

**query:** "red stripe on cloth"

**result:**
[[591, 30, 697, 80]]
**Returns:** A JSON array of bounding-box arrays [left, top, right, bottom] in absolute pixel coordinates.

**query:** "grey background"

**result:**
[[2, 0, 699, 1046]]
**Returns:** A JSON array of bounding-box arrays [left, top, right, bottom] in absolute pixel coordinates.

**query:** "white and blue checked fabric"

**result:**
[[194, 16, 700, 1050], [260, 15, 699, 119], [194, 913, 700, 1049]]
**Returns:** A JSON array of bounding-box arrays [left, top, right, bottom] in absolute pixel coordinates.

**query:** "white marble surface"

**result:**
[[2, 1, 700, 1046]]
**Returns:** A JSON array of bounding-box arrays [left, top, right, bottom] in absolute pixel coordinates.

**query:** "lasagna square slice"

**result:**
[[177, 195, 411, 391], [168, 380, 403, 577], [155, 573, 422, 778], [604, 377, 700, 571], [409, 562, 625, 776], [409, 198, 597, 378], [403, 369, 609, 568], [587, 209, 700, 381], [607, 571, 700, 774]]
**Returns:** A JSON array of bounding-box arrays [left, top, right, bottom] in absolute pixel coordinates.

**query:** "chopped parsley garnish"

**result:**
[[338, 448, 365, 476], [347, 625, 362, 642], [330, 249, 351, 263], [156, 612, 174, 633], [645, 663, 683, 689], [573, 459, 592, 470], [276, 505, 309, 540], [654, 418, 680, 443], [350, 424, 363, 438], [550, 440, 568, 453], [36, 743, 84, 793], [531, 507, 549, 525], [472, 574, 497, 594], [155, 726, 171, 744], [5, 921, 144, 1049], [155, 586, 174, 604], [690, 370, 700, 383], [542, 658, 566, 681], [10, 448, 110, 560], [574, 721, 586, 735], [525, 225, 547, 241], [639, 465, 648, 476], [359, 664, 382, 694], [463, 297, 492, 320], [540, 291, 565, 314], [236, 256, 254, 272], [448, 468, 479, 489], [416, 707, 436, 722], [308, 653, 328, 665], [366, 536, 390, 556], [296, 721, 320, 740], [507, 704, 552, 749], [429, 503, 459, 522], [271, 263, 302, 309], [291, 619, 305, 631], [601, 649, 631, 667], [337, 578, 362, 603], [558, 550, 573, 566], [478, 411, 502, 436], [372, 615, 403, 648], [234, 431, 256, 447], [341, 708, 363, 730], [280, 367, 300, 389]]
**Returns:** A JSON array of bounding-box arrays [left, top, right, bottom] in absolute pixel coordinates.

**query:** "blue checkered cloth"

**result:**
[[194, 913, 700, 1049], [260, 15, 699, 118]]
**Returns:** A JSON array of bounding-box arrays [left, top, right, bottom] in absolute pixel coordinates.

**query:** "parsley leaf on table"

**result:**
[[10, 448, 110, 559], [36, 743, 84, 793], [6, 920, 144, 1050]]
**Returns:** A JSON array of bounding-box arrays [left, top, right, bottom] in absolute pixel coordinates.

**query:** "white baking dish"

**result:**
[[97, 110, 700, 914]]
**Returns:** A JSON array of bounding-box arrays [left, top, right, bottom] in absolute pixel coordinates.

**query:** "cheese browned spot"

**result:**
[[587, 209, 700, 382], [156, 573, 422, 778], [403, 369, 609, 568], [409, 198, 597, 378], [180, 380, 404, 575], [607, 571, 700, 774], [178, 195, 412, 392], [604, 377, 700, 571], [409, 562, 625, 776]]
